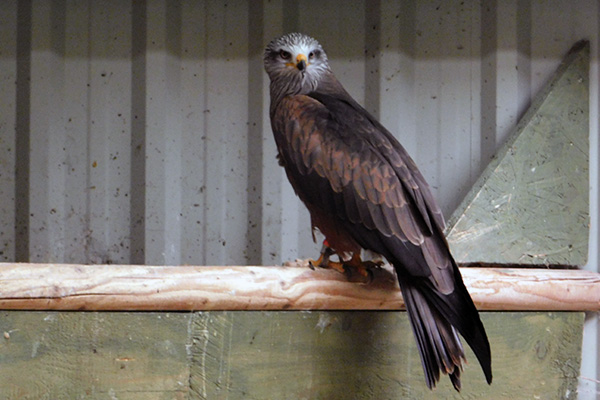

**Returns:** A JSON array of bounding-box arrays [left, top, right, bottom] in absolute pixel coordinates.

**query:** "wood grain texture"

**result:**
[[0, 311, 583, 399], [0, 311, 192, 399], [190, 311, 583, 399], [0, 262, 598, 311]]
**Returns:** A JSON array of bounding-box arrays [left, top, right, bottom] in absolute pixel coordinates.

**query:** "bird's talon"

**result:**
[[325, 261, 346, 274], [342, 262, 374, 283]]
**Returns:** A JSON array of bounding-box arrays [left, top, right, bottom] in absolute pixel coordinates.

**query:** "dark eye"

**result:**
[[310, 50, 320, 59], [279, 50, 291, 60]]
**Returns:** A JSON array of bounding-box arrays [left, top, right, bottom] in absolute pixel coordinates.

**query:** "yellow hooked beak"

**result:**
[[286, 53, 308, 71], [295, 54, 307, 71]]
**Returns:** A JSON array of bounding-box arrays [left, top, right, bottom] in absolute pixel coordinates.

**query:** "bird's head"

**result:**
[[263, 33, 330, 97]]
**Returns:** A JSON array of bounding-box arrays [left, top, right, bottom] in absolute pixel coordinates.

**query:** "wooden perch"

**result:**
[[0, 262, 598, 311]]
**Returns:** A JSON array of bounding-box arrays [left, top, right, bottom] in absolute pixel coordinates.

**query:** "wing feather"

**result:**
[[366, 200, 393, 237], [343, 185, 362, 225], [355, 189, 376, 230], [393, 201, 425, 245], [380, 203, 406, 240]]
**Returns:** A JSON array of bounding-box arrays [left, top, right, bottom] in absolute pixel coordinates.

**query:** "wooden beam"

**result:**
[[0, 262, 598, 311]]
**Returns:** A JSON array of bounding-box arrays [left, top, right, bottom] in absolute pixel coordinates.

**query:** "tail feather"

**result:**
[[401, 280, 464, 390], [423, 267, 493, 385], [399, 275, 491, 391]]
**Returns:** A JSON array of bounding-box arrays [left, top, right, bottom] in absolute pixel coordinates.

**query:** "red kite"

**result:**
[[264, 33, 491, 391]]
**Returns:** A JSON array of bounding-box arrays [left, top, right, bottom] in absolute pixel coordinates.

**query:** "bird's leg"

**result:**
[[341, 252, 384, 283], [309, 240, 383, 283], [308, 240, 345, 274]]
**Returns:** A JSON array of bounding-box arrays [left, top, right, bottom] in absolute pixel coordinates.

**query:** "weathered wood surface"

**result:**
[[0, 312, 191, 399], [446, 40, 590, 266], [0, 311, 583, 399], [0, 262, 598, 311]]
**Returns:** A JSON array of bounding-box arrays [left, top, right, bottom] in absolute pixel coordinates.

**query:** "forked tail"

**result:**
[[399, 276, 492, 391]]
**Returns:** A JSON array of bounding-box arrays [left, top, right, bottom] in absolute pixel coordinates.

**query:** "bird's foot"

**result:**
[[340, 253, 383, 283], [308, 244, 341, 271], [309, 243, 381, 284]]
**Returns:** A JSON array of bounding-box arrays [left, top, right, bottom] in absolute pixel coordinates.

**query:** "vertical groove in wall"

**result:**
[[0, 1, 17, 261], [178, 0, 207, 265], [516, 0, 532, 120], [47, 0, 66, 262], [480, 0, 498, 166], [83, 2, 93, 264], [15, 0, 31, 262], [282, 1, 299, 33], [165, 0, 183, 264], [63, 1, 91, 264], [200, 1, 210, 264], [364, 0, 381, 118], [467, 3, 482, 187], [130, 0, 147, 264], [246, 1, 265, 265]]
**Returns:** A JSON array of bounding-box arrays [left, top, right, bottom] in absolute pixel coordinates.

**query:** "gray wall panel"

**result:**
[[1, 1, 596, 258], [2, 0, 597, 262]]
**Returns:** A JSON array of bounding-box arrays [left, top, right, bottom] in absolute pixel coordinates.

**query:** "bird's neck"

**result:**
[[269, 69, 350, 115], [312, 72, 354, 102], [269, 77, 300, 114]]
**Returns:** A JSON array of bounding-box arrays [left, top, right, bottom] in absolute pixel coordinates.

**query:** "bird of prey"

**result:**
[[263, 32, 492, 391]]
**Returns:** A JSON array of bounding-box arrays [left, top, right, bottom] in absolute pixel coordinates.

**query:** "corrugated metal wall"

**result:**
[[0, 0, 599, 394], [2, 0, 596, 267]]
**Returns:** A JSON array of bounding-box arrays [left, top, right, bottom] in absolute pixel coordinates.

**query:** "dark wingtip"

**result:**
[[470, 325, 493, 385], [486, 371, 493, 385]]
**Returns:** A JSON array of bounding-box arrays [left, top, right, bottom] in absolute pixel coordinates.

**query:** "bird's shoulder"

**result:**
[[272, 90, 385, 148]]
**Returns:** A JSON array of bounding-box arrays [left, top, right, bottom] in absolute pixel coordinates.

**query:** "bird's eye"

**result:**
[[279, 50, 291, 60], [308, 51, 314, 59]]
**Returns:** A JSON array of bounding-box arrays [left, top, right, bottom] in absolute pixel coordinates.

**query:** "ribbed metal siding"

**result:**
[[2, 0, 597, 267]]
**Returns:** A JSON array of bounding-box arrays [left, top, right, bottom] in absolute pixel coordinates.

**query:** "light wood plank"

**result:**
[[0, 262, 598, 311]]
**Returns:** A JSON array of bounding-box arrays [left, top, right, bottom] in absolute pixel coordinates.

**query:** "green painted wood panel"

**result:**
[[0, 311, 583, 399], [190, 312, 583, 399], [0, 312, 192, 399]]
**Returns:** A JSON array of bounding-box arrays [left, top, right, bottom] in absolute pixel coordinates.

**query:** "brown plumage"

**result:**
[[264, 32, 492, 390]]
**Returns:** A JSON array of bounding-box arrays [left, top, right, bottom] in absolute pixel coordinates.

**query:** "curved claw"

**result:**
[[308, 244, 337, 270]]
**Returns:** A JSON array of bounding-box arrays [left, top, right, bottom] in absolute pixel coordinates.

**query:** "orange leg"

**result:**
[[308, 241, 345, 274], [344, 252, 383, 279], [309, 240, 383, 283]]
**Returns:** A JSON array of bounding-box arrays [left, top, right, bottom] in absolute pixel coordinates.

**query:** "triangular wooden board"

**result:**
[[446, 41, 589, 266]]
